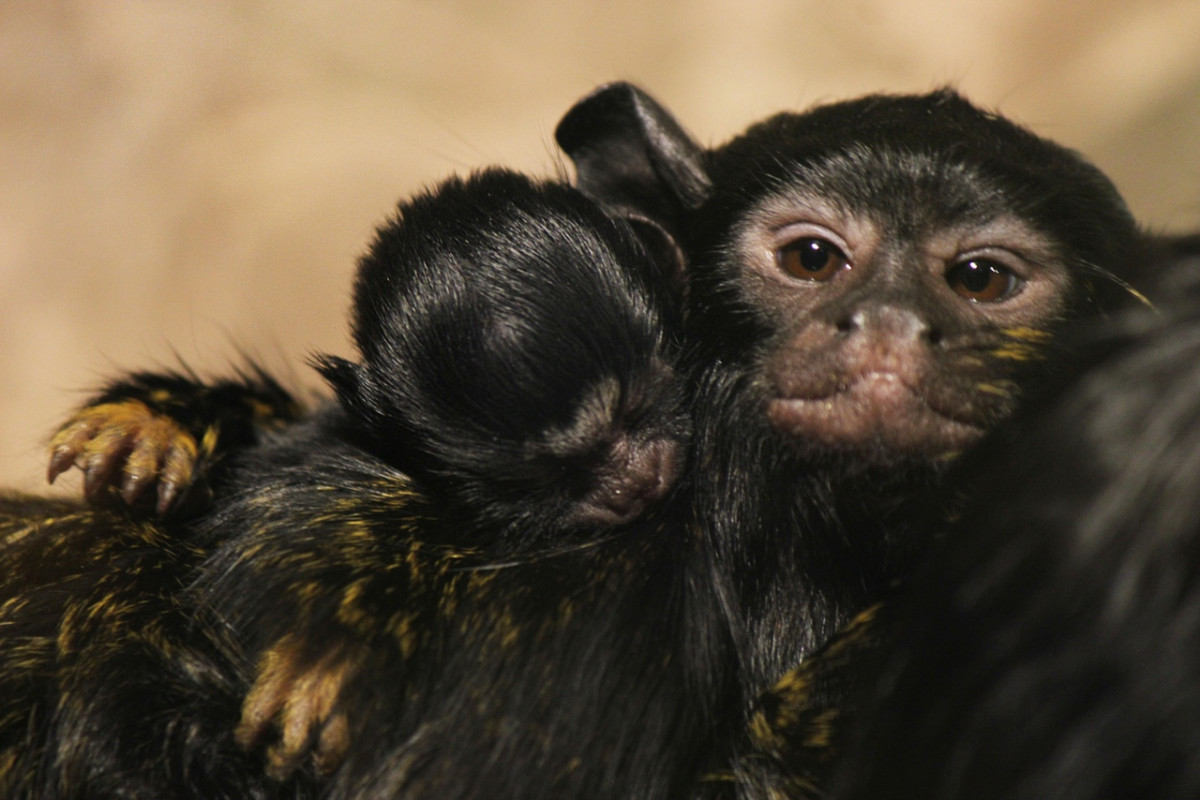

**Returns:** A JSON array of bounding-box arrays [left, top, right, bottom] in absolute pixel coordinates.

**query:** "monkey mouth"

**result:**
[[766, 370, 985, 457]]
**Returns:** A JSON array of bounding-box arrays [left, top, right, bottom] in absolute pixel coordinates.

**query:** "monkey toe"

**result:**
[[47, 444, 80, 486], [120, 430, 175, 505], [82, 429, 134, 503], [152, 435, 200, 515], [313, 712, 350, 777]]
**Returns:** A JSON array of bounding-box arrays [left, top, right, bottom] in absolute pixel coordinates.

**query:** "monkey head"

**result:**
[[317, 170, 688, 538], [558, 85, 1142, 471]]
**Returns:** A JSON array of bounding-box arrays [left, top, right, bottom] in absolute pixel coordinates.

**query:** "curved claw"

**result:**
[[155, 480, 183, 518], [47, 444, 80, 485], [83, 451, 123, 503], [47, 413, 106, 484]]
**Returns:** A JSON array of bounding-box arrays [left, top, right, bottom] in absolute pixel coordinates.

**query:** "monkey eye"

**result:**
[[776, 237, 850, 282], [946, 258, 1021, 303]]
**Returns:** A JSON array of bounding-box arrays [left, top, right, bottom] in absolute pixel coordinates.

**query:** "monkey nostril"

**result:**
[[836, 311, 863, 335], [925, 327, 944, 347]]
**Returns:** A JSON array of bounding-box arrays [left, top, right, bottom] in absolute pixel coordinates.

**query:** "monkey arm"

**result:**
[[47, 366, 305, 516]]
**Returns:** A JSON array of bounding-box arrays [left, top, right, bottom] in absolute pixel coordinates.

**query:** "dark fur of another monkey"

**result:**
[[0, 494, 326, 800], [828, 261, 1200, 800]]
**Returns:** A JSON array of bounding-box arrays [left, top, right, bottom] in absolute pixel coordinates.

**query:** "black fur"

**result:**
[[179, 169, 710, 798], [0, 494, 313, 799], [1, 167, 706, 799], [831, 260, 1200, 800]]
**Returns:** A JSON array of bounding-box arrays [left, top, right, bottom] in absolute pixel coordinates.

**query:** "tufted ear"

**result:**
[[555, 82, 712, 224]]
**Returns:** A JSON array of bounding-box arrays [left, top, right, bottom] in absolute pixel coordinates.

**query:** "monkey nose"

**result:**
[[841, 306, 935, 343], [582, 435, 680, 526]]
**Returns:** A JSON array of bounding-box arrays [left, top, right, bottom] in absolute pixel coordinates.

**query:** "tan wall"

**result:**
[[3, 0, 1200, 490]]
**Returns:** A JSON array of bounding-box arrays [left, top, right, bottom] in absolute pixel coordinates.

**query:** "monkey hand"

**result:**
[[236, 634, 365, 781], [47, 367, 303, 517], [48, 399, 213, 517]]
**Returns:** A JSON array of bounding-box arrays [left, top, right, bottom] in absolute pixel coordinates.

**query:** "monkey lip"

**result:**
[[767, 371, 984, 455]]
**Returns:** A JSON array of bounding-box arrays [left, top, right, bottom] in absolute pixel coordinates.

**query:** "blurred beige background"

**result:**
[[3, 0, 1200, 491]]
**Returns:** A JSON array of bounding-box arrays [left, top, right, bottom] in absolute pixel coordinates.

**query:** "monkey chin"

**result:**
[[766, 371, 984, 464]]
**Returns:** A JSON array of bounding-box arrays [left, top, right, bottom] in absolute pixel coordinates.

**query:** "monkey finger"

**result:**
[[118, 429, 175, 506], [47, 443, 81, 485], [152, 435, 199, 516], [313, 712, 351, 777], [238, 635, 305, 751], [80, 425, 141, 503], [157, 435, 198, 491], [271, 688, 318, 779], [154, 482, 182, 519], [46, 414, 106, 484], [119, 469, 156, 508]]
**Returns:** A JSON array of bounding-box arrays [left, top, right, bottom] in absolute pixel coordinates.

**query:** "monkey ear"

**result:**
[[625, 214, 689, 300], [555, 82, 712, 222], [314, 354, 375, 421]]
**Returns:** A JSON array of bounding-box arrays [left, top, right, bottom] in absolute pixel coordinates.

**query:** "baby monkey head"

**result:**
[[317, 170, 688, 538], [559, 86, 1143, 470]]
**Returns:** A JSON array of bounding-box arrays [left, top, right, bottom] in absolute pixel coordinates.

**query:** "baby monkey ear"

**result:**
[[314, 355, 376, 423], [556, 82, 712, 223], [624, 214, 690, 302]]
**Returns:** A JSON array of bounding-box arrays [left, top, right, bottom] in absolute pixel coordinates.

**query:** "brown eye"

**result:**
[[776, 238, 849, 281], [946, 259, 1020, 302]]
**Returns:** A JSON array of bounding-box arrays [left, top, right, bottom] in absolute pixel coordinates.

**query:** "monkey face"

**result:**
[[728, 184, 1072, 464], [678, 93, 1139, 468], [519, 363, 685, 527]]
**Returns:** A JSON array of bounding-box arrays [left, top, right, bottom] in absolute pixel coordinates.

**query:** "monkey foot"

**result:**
[[238, 635, 360, 780], [47, 400, 202, 516]]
